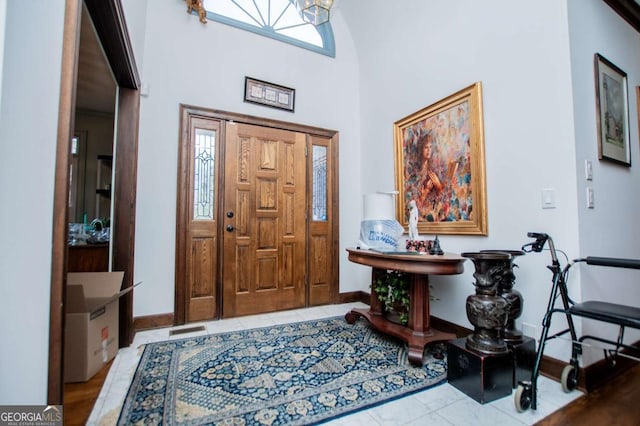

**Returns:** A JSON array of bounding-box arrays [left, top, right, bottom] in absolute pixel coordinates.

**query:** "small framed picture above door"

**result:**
[[244, 77, 295, 112]]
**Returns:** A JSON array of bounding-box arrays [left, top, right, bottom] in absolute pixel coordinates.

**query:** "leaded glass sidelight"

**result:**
[[312, 145, 327, 221], [193, 128, 216, 220]]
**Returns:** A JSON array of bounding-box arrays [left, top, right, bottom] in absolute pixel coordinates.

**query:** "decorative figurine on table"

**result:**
[[430, 235, 444, 255], [405, 200, 435, 254], [408, 200, 419, 240]]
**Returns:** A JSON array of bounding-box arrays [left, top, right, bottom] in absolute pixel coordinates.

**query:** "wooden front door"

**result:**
[[176, 106, 338, 325], [222, 123, 307, 317]]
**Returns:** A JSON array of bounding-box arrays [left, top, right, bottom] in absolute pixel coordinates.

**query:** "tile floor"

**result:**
[[88, 303, 582, 425]]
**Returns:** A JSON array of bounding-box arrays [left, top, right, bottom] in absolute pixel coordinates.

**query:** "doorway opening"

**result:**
[[49, 0, 140, 405]]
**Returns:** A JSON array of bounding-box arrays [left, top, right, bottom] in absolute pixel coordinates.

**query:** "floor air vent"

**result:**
[[169, 325, 206, 336]]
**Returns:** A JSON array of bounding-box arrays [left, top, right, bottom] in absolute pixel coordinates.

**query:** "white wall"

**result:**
[[129, 0, 640, 365], [0, 1, 65, 404], [130, 1, 363, 316], [120, 0, 148, 74], [341, 0, 582, 361], [0, 0, 6, 109], [568, 0, 640, 364]]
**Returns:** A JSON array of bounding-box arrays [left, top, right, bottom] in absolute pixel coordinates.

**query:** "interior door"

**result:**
[[222, 122, 307, 317]]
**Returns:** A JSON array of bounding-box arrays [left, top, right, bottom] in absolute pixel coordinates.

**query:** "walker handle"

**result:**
[[523, 232, 549, 253], [585, 256, 640, 270]]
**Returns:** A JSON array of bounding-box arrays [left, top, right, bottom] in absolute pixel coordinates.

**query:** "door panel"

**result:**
[[183, 118, 220, 322], [308, 136, 334, 305], [223, 123, 306, 317]]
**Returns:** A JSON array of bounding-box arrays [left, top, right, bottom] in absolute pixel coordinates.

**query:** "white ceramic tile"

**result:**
[[489, 375, 584, 425], [87, 343, 146, 424], [436, 398, 528, 426], [235, 313, 280, 329], [403, 411, 456, 426], [203, 317, 245, 333], [320, 302, 368, 317], [325, 409, 381, 425], [131, 328, 168, 347], [292, 306, 338, 321], [535, 374, 584, 407], [368, 394, 432, 425], [412, 383, 466, 412], [262, 310, 307, 326]]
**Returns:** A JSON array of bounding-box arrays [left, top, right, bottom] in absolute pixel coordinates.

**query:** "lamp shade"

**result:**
[[297, 0, 334, 26]]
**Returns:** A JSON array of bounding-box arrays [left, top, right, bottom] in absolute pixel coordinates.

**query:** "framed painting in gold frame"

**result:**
[[393, 82, 488, 236]]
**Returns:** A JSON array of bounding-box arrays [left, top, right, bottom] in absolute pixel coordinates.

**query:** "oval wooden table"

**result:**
[[345, 248, 466, 365]]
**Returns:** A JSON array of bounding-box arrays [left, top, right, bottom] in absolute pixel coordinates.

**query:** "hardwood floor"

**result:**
[[535, 363, 640, 426], [63, 360, 113, 425], [63, 360, 640, 424]]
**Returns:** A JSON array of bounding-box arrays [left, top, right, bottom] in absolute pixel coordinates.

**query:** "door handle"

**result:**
[[226, 224, 235, 232], [226, 211, 234, 218]]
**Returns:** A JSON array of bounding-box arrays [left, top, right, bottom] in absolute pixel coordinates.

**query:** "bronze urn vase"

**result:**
[[481, 249, 525, 343], [461, 251, 511, 355]]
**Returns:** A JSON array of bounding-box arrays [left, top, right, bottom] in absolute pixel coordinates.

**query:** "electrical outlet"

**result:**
[[522, 322, 537, 338]]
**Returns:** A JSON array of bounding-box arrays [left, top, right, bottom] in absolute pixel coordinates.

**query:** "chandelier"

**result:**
[[296, 0, 334, 26]]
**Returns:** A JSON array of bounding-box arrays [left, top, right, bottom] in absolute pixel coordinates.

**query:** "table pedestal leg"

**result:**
[[345, 270, 456, 365]]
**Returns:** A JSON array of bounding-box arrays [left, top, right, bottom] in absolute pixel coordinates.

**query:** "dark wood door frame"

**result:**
[[49, 0, 140, 404], [175, 105, 340, 325], [604, 0, 640, 33]]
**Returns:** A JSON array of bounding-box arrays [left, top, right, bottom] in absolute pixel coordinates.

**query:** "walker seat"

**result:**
[[570, 301, 640, 329]]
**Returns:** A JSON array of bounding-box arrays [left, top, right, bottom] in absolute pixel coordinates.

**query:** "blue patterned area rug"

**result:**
[[118, 316, 447, 425]]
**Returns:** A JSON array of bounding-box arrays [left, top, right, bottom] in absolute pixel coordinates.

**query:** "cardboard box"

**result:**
[[64, 271, 129, 383]]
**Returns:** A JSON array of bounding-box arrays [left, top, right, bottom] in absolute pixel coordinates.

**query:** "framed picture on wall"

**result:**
[[393, 82, 488, 236], [594, 53, 631, 166], [244, 77, 295, 112], [637, 86, 640, 151]]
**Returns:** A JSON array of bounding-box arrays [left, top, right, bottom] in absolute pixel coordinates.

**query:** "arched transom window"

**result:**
[[202, 0, 336, 57]]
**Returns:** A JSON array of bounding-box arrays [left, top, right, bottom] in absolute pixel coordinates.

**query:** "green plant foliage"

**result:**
[[372, 270, 410, 325]]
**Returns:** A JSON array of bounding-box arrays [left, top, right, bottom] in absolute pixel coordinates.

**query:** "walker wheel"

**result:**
[[561, 364, 577, 392], [514, 384, 531, 412]]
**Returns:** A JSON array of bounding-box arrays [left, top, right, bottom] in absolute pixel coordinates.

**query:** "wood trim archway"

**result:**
[[48, 0, 140, 404]]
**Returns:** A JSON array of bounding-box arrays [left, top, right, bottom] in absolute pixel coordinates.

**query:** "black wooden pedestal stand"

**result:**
[[508, 337, 536, 388], [447, 337, 513, 404]]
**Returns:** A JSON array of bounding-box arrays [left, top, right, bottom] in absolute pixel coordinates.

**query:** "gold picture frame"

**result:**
[[393, 82, 488, 236]]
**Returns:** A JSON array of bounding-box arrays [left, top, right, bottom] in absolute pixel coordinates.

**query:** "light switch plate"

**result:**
[[541, 188, 556, 209]]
